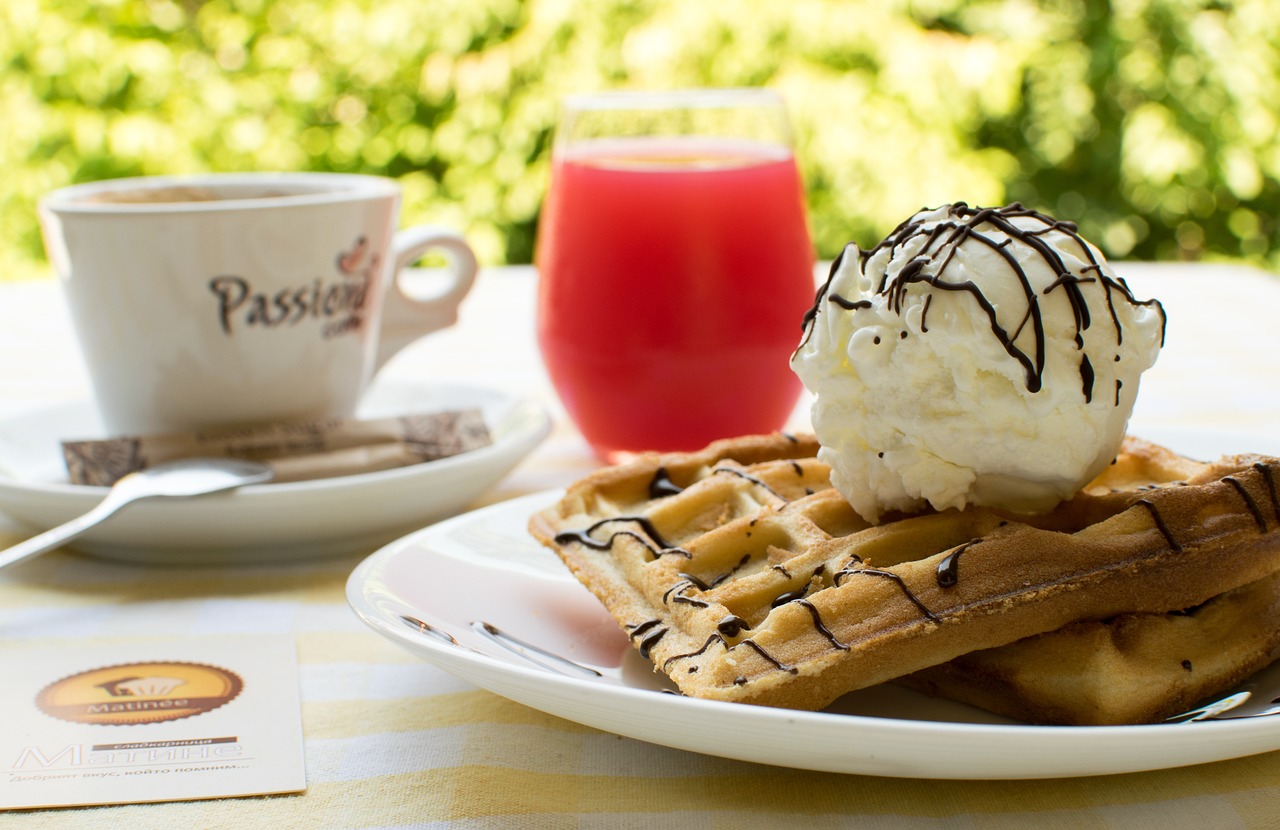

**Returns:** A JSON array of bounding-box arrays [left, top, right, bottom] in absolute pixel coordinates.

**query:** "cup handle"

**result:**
[[374, 225, 478, 370]]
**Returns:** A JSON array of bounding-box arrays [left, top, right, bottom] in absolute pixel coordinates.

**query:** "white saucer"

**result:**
[[347, 426, 1280, 778], [0, 381, 550, 564]]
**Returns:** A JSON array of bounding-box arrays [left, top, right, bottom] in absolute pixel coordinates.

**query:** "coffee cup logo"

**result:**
[[208, 235, 378, 339], [36, 661, 243, 726]]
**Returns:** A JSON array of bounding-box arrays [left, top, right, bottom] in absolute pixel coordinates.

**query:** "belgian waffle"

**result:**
[[899, 568, 1280, 725], [529, 433, 1280, 716]]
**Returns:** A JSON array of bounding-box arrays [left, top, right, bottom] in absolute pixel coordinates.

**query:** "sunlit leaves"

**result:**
[[0, 0, 1276, 281]]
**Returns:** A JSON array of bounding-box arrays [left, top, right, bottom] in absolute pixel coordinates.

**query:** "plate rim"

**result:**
[[346, 476, 1280, 779]]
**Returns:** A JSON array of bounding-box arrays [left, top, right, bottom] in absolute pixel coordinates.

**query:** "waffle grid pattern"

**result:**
[[531, 434, 1280, 718]]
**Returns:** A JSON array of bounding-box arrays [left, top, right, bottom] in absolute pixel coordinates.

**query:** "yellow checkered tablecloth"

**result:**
[[2, 265, 1280, 829]]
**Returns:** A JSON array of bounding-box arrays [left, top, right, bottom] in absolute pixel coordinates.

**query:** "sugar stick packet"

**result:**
[[62, 409, 491, 486]]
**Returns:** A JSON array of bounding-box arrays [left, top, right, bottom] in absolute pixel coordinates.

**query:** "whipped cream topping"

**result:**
[[791, 203, 1167, 523]]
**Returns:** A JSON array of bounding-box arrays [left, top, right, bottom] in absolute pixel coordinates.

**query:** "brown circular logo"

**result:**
[[35, 661, 243, 726]]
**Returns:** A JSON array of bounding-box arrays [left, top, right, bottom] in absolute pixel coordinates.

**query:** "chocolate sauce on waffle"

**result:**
[[664, 580, 711, 608], [768, 566, 829, 606], [678, 572, 712, 591], [626, 620, 669, 658], [716, 614, 750, 637], [662, 634, 726, 672], [834, 565, 941, 622], [637, 627, 668, 658], [797, 599, 850, 651], [708, 554, 752, 587], [710, 466, 788, 500], [936, 540, 980, 588], [771, 588, 809, 608], [651, 464, 800, 505], [1135, 499, 1182, 552], [554, 516, 691, 559], [1255, 463, 1280, 523], [736, 639, 798, 675], [627, 619, 661, 639], [1224, 476, 1268, 532], [649, 467, 684, 498]]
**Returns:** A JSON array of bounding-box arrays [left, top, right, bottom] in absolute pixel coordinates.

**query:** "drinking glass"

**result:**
[[535, 88, 815, 462]]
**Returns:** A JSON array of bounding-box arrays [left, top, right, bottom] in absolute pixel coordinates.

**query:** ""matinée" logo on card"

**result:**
[[35, 661, 243, 726]]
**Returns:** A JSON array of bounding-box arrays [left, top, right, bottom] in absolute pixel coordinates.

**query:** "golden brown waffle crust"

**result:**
[[899, 568, 1280, 725], [530, 433, 1280, 713]]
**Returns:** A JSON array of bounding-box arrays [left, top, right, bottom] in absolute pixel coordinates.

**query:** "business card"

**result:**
[[0, 636, 306, 810]]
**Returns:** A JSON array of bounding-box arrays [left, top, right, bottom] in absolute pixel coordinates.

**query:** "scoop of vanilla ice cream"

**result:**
[[791, 203, 1166, 523]]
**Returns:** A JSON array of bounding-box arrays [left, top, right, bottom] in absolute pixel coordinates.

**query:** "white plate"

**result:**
[[0, 381, 550, 564], [348, 426, 1280, 779]]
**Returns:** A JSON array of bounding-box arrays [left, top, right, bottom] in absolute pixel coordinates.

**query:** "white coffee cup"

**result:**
[[39, 172, 477, 435]]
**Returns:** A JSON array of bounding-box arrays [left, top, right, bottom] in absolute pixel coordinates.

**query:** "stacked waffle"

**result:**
[[529, 433, 1280, 725]]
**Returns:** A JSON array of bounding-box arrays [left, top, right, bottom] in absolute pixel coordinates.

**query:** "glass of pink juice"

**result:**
[[536, 89, 815, 462]]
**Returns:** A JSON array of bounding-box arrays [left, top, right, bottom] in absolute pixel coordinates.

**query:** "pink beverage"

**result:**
[[536, 137, 815, 460]]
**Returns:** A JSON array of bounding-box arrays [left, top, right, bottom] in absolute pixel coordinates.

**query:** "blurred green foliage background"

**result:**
[[2, 0, 1277, 281]]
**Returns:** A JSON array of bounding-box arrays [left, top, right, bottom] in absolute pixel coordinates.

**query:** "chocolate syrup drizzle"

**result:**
[[664, 579, 711, 608], [1135, 498, 1183, 553], [553, 516, 691, 560], [770, 588, 809, 608], [1080, 354, 1096, 403], [649, 467, 684, 499], [833, 564, 941, 623], [736, 639, 798, 675], [708, 554, 752, 588], [661, 633, 726, 671], [1254, 463, 1280, 524], [651, 464, 792, 510], [799, 249, 851, 338], [936, 540, 979, 588], [829, 295, 872, 311], [1224, 476, 1268, 533], [717, 614, 750, 637], [678, 571, 712, 591], [626, 620, 669, 658], [797, 203, 1167, 400], [797, 599, 850, 651], [627, 619, 661, 639], [710, 466, 788, 501]]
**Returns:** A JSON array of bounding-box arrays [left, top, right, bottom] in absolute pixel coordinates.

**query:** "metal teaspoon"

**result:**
[[0, 458, 275, 570]]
